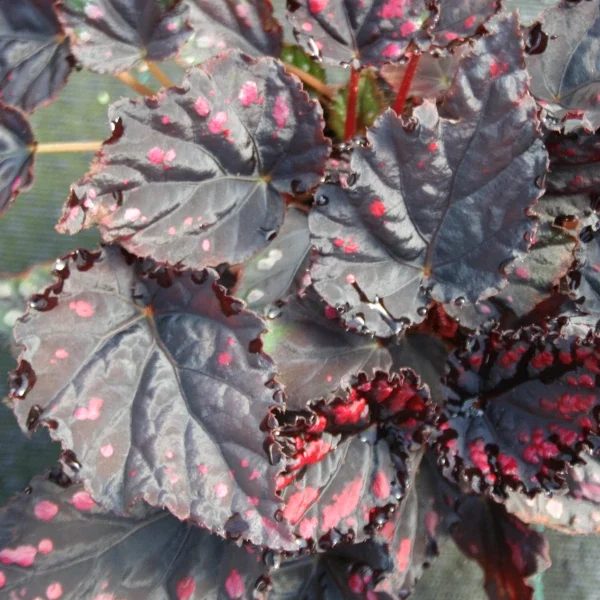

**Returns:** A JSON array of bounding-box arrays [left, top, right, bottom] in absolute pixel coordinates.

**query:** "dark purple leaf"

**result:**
[[56, 0, 193, 74], [435, 323, 600, 495], [526, 0, 600, 132], [262, 289, 448, 409], [0, 0, 73, 113], [57, 51, 329, 270], [272, 370, 435, 545], [9, 245, 298, 550], [180, 0, 282, 66], [287, 0, 437, 68], [309, 14, 546, 337], [433, 0, 501, 46], [505, 448, 600, 535], [232, 207, 311, 313], [0, 103, 35, 217], [571, 233, 600, 316], [0, 475, 270, 600], [441, 486, 551, 600]]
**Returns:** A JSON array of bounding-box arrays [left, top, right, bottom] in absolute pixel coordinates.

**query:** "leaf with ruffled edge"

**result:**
[[180, 0, 282, 66], [526, 0, 600, 132], [0, 0, 73, 113], [287, 0, 437, 67], [434, 323, 600, 496], [0, 104, 35, 218], [56, 0, 193, 74], [308, 13, 547, 337], [9, 245, 299, 550], [57, 51, 330, 271], [0, 474, 270, 600]]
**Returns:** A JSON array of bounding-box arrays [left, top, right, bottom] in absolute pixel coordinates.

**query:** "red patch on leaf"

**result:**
[[321, 477, 363, 531]]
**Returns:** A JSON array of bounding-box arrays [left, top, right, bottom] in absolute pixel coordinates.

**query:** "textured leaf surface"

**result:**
[[433, 0, 501, 46], [572, 233, 600, 316], [436, 324, 600, 495], [273, 371, 434, 545], [442, 486, 551, 600], [329, 69, 384, 140], [287, 0, 436, 67], [526, 0, 600, 132], [10, 246, 295, 550], [232, 207, 311, 313], [0, 0, 73, 113], [309, 14, 547, 336], [56, 0, 193, 74], [505, 450, 600, 535], [0, 475, 268, 600], [57, 51, 330, 270], [0, 104, 35, 218], [180, 0, 282, 65], [0, 263, 53, 342]]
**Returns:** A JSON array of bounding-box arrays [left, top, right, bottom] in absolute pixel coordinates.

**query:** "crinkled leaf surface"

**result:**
[[273, 371, 434, 545], [287, 0, 436, 68], [328, 69, 384, 140], [263, 289, 448, 409], [56, 0, 193, 74], [572, 233, 600, 316], [0, 475, 268, 600], [232, 207, 311, 313], [433, 0, 501, 46], [57, 51, 330, 270], [10, 246, 296, 550], [526, 0, 600, 132], [0, 104, 35, 218], [435, 324, 600, 495], [0, 0, 73, 113], [437, 478, 551, 600], [505, 449, 600, 535], [309, 14, 546, 337], [180, 0, 282, 66], [0, 263, 53, 342]]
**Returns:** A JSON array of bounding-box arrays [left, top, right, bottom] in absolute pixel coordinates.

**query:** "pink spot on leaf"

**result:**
[[68, 300, 94, 318], [283, 487, 319, 524], [225, 569, 245, 599], [370, 200, 386, 217], [0, 545, 37, 567], [372, 471, 391, 499], [148, 147, 165, 164], [70, 491, 95, 511], [100, 445, 113, 458], [124, 207, 141, 221], [239, 81, 259, 106], [464, 15, 476, 29], [208, 111, 228, 134], [34, 501, 58, 522], [514, 266, 530, 279], [37, 539, 53, 554], [215, 483, 229, 498], [55, 349, 68, 360], [202, 239, 211, 251], [309, 0, 328, 13], [396, 538, 412, 571], [321, 477, 362, 531], [177, 577, 196, 600], [273, 95, 290, 129], [46, 582, 63, 600], [194, 96, 210, 117]]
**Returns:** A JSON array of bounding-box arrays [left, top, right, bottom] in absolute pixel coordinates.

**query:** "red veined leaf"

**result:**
[[180, 0, 282, 66], [56, 0, 193, 74], [57, 51, 330, 271], [432, 0, 501, 46], [0, 474, 269, 600], [9, 245, 298, 550], [526, 0, 600, 132], [435, 323, 600, 495], [231, 207, 311, 313], [308, 13, 547, 336], [287, 0, 437, 68], [0, 0, 73, 113], [0, 103, 35, 218]]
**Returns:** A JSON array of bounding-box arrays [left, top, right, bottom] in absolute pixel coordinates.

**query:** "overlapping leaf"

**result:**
[[435, 323, 600, 495], [0, 0, 73, 113], [505, 448, 600, 535], [262, 289, 448, 409], [180, 0, 282, 66], [0, 104, 35, 217], [57, 51, 329, 270], [0, 475, 269, 600], [287, 0, 437, 67], [526, 0, 600, 132], [232, 207, 311, 313], [56, 0, 193, 74], [433, 0, 501, 46], [273, 370, 435, 545], [9, 246, 297, 550], [309, 13, 547, 337]]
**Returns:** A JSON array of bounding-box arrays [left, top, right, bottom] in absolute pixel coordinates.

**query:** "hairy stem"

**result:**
[[115, 72, 155, 97], [393, 53, 420, 115], [282, 62, 334, 100], [146, 61, 176, 88], [35, 141, 104, 154], [344, 66, 360, 141]]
